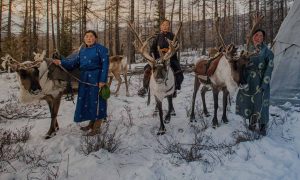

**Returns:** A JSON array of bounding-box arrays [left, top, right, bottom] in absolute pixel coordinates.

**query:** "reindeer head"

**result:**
[[2, 52, 46, 95], [129, 22, 182, 85]]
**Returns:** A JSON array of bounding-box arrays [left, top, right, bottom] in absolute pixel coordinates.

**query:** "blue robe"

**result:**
[[61, 43, 109, 122], [236, 43, 274, 125]]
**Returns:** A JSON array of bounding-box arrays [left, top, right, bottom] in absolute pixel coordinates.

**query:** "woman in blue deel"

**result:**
[[53, 30, 109, 136]]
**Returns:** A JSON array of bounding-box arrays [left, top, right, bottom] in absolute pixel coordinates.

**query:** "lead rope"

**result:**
[[57, 64, 98, 87]]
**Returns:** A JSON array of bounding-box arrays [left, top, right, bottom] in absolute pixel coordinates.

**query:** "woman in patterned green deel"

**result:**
[[236, 29, 274, 136]]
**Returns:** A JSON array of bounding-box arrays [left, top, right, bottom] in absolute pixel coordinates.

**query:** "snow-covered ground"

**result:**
[[0, 56, 300, 180]]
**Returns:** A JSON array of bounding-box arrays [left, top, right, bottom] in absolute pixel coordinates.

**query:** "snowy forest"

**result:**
[[0, 0, 294, 63], [1, 0, 300, 180]]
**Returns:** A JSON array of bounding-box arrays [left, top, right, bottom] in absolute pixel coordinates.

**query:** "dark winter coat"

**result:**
[[149, 32, 184, 90], [236, 43, 274, 125], [60, 43, 109, 122]]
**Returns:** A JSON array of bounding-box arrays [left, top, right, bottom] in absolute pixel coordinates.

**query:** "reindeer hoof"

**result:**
[[157, 129, 166, 135], [126, 93, 130, 97], [190, 119, 197, 123], [170, 110, 176, 116], [44, 132, 56, 139], [222, 118, 229, 124], [164, 116, 171, 124], [55, 126, 59, 131], [204, 112, 210, 117]]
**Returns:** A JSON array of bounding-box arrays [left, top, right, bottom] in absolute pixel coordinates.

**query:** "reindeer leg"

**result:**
[[190, 76, 200, 122], [222, 89, 229, 124], [164, 95, 174, 124], [113, 72, 122, 96], [212, 88, 219, 128], [123, 67, 130, 96], [156, 98, 166, 135], [201, 85, 210, 117], [53, 93, 63, 131], [44, 95, 57, 139], [108, 76, 113, 87]]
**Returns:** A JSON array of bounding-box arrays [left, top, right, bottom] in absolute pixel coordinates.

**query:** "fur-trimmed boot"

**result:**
[[80, 121, 94, 131], [87, 120, 102, 136]]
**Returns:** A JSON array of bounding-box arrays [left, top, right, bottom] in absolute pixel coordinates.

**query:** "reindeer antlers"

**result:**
[[128, 22, 156, 64], [214, 17, 226, 49], [1, 50, 46, 71]]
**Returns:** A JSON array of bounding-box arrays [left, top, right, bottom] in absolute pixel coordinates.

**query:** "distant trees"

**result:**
[[0, 0, 294, 63]]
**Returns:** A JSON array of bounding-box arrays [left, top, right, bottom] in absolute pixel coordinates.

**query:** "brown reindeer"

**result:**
[[190, 45, 247, 126], [190, 16, 261, 127], [108, 55, 129, 96], [2, 51, 80, 139]]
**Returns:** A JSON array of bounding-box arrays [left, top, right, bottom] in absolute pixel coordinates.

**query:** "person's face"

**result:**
[[252, 31, 264, 46], [84, 32, 96, 46], [160, 21, 170, 33]]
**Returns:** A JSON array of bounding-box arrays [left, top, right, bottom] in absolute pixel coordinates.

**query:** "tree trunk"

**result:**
[[32, 0, 38, 52], [79, 0, 83, 41], [128, 0, 135, 67], [170, 0, 175, 31], [70, 0, 73, 50], [0, 0, 2, 54], [269, 0, 274, 44], [249, 0, 252, 28], [57, 0, 60, 50], [115, 0, 120, 55], [104, 0, 107, 47], [51, 0, 56, 50], [158, 0, 165, 22], [7, 0, 13, 40], [46, 0, 50, 57], [201, 0, 206, 55], [214, 0, 220, 47], [83, 0, 87, 35], [178, 0, 182, 55], [256, 0, 259, 14], [108, 6, 113, 56]]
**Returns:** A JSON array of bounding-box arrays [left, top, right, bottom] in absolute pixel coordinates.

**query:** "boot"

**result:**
[[259, 124, 267, 136], [80, 121, 94, 131], [87, 120, 102, 136], [248, 116, 257, 131], [138, 66, 151, 97]]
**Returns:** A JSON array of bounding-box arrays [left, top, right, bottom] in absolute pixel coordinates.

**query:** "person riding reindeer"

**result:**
[[137, 19, 184, 97]]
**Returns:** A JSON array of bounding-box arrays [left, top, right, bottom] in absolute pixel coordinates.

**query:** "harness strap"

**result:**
[[58, 64, 98, 87]]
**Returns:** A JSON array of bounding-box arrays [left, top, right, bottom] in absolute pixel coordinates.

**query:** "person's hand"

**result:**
[[98, 82, 106, 88], [53, 59, 61, 65]]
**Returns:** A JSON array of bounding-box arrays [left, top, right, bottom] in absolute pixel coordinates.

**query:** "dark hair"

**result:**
[[84, 30, 98, 38], [160, 19, 170, 26], [252, 29, 266, 38]]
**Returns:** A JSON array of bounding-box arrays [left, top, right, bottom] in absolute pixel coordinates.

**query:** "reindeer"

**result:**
[[190, 16, 261, 128], [108, 55, 129, 96], [128, 22, 182, 135], [2, 51, 79, 139]]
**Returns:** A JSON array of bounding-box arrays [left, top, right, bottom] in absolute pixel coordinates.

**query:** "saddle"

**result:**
[[194, 53, 223, 83], [47, 52, 81, 102]]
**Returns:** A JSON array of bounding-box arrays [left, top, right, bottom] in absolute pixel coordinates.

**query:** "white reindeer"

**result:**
[[128, 22, 182, 135]]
